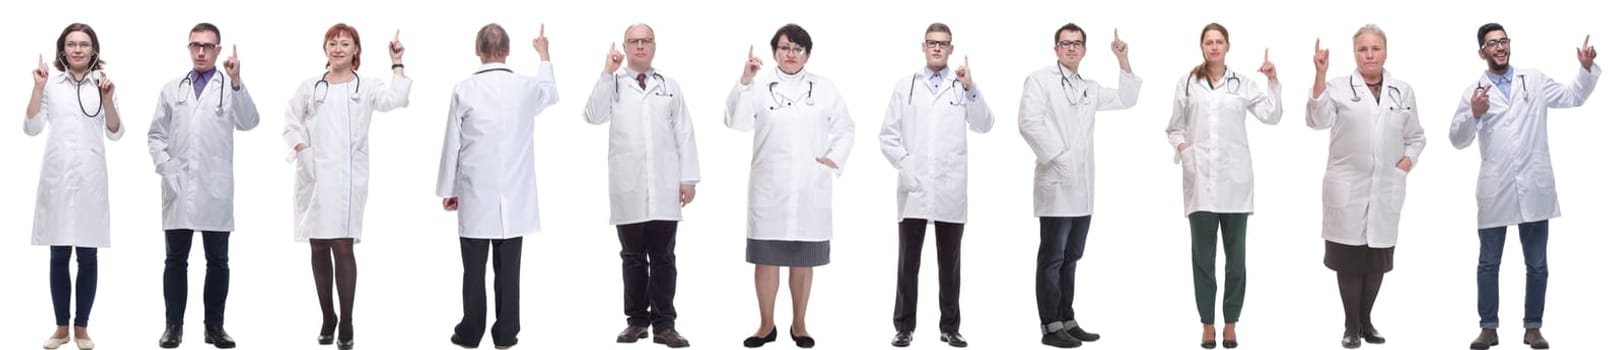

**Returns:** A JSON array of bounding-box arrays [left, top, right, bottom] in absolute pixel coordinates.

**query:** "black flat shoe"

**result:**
[[1361, 328, 1385, 344], [743, 327, 777, 348], [791, 334, 816, 348], [891, 331, 912, 347], [939, 332, 967, 348], [1201, 339, 1217, 349], [1223, 339, 1239, 348]]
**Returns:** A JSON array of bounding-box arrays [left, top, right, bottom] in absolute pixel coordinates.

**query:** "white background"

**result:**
[[1, 0, 1618, 349]]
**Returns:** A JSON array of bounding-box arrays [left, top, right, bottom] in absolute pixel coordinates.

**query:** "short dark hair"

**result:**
[[770, 23, 813, 55], [1054, 23, 1086, 45], [1476, 23, 1505, 48], [925, 22, 952, 36], [191, 22, 221, 43], [54, 23, 106, 71], [476, 23, 510, 57]]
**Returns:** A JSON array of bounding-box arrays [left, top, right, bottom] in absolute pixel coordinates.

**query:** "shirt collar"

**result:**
[[1486, 66, 1515, 84]]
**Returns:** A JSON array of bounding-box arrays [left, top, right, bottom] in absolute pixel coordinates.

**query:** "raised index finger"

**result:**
[[1114, 28, 1119, 41], [539, 23, 546, 36], [233, 44, 239, 57], [394, 29, 401, 42], [1264, 48, 1270, 61], [1315, 38, 1320, 51], [748, 45, 755, 57], [963, 55, 969, 67], [1583, 34, 1590, 48]]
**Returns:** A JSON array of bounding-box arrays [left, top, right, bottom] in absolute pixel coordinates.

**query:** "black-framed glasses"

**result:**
[[1482, 38, 1511, 49], [1057, 40, 1085, 49], [924, 40, 952, 48], [188, 42, 220, 52]]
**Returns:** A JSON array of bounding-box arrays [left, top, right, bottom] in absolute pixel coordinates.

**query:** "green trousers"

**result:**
[[1189, 211, 1248, 325]]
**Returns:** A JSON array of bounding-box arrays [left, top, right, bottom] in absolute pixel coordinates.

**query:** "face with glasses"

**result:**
[[1478, 30, 1511, 71], [60, 31, 96, 71], [188, 31, 222, 72], [1053, 30, 1086, 68], [623, 25, 656, 68], [922, 31, 953, 69], [773, 35, 809, 74]]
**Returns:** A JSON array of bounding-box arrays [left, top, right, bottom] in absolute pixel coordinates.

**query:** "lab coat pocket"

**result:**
[[160, 163, 182, 202], [1178, 146, 1196, 183], [609, 152, 641, 194], [900, 156, 925, 193], [1041, 157, 1070, 188], [811, 164, 836, 210]]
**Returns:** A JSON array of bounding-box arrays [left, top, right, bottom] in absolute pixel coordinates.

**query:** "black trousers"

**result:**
[[455, 237, 523, 347], [893, 218, 965, 333], [618, 220, 680, 332], [164, 230, 230, 326]]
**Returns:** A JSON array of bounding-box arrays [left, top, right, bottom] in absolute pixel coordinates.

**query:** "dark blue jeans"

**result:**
[[1477, 220, 1548, 329], [1035, 216, 1091, 326], [50, 246, 97, 327], [164, 230, 231, 326]]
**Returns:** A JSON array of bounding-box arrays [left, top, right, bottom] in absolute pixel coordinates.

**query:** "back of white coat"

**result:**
[[437, 63, 559, 239]]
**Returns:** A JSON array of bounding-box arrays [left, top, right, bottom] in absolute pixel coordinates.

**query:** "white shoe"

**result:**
[[42, 336, 68, 349], [73, 338, 94, 350]]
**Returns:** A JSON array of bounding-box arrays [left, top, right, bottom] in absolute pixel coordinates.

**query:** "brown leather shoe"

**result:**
[[653, 329, 690, 348], [1469, 329, 1498, 350], [1523, 329, 1549, 349], [617, 325, 649, 343]]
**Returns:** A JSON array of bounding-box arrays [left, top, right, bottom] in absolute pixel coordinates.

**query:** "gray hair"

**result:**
[[1353, 24, 1387, 44]]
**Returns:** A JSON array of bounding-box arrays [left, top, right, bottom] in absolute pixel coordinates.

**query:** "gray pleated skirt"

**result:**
[[1324, 240, 1395, 273], [745, 239, 830, 267]]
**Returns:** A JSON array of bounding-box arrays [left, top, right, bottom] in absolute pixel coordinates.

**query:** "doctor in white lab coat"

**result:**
[[148, 23, 259, 348], [26, 23, 121, 349], [1016, 23, 1137, 348], [1452, 23, 1599, 350], [725, 23, 855, 347], [437, 23, 556, 349], [282, 24, 411, 349], [877, 23, 991, 348], [1164, 23, 1280, 348], [582, 23, 698, 347], [1305, 25, 1425, 348]]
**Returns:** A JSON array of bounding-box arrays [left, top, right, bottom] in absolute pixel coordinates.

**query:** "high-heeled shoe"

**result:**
[[743, 327, 777, 348]]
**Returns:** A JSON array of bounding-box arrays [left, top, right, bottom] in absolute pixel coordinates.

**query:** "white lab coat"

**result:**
[[148, 71, 260, 232], [283, 73, 412, 242], [1017, 64, 1141, 217], [1306, 72, 1426, 248], [27, 72, 123, 248], [878, 67, 993, 223], [1449, 64, 1601, 229], [436, 62, 558, 239], [1165, 69, 1282, 216], [583, 66, 700, 226], [724, 69, 856, 242]]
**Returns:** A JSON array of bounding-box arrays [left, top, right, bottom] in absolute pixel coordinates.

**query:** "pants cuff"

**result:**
[[1062, 320, 1078, 329], [1044, 322, 1066, 333], [1480, 321, 1499, 329], [1524, 321, 1542, 329]]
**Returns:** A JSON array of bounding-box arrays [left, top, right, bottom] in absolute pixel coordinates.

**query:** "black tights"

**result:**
[[1336, 272, 1384, 334], [311, 239, 357, 341]]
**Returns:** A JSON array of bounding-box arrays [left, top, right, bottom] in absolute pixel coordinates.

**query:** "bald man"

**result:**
[[584, 23, 698, 348], [437, 23, 558, 349]]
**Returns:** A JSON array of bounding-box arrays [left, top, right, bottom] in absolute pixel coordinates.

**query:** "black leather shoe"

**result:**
[[1041, 330, 1082, 348], [1223, 339, 1239, 349], [743, 327, 777, 348], [337, 339, 355, 350], [158, 324, 183, 349], [618, 325, 649, 343], [1201, 339, 1217, 349], [940, 332, 968, 348], [1524, 329, 1549, 350], [1469, 329, 1498, 350], [1341, 332, 1362, 349], [1361, 327, 1386, 344], [318, 334, 334, 345], [653, 329, 690, 348], [450, 334, 478, 349], [891, 331, 913, 347], [1065, 326, 1100, 342], [203, 325, 236, 349], [791, 332, 816, 348]]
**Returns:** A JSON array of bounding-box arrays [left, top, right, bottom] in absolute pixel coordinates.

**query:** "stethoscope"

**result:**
[[1183, 67, 1242, 97], [176, 71, 227, 114], [1347, 76, 1411, 111], [768, 80, 815, 110], [906, 72, 966, 105], [1057, 62, 1091, 105], [612, 71, 674, 101], [61, 54, 104, 118], [1475, 74, 1531, 103], [313, 71, 362, 105]]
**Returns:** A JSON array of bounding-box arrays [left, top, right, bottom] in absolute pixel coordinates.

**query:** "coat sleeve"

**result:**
[[283, 82, 311, 156], [148, 88, 175, 174], [436, 92, 465, 198], [1166, 77, 1191, 161], [230, 82, 261, 131], [1448, 85, 1482, 149], [1096, 70, 1142, 111], [1541, 64, 1601, 109], [964, 86, 994, 133], [1401, 87, 1427, 166], [583, 72, 615, 125], [368, 75, 412, 112], [672, 81, 700, 185], [528, 62, 560, 117], [823, 84, 856, 177], [1305, 84, 1337, 130], [724, 81, 759, 131], [1018, 74, 1065, 164], [878, 80, 909, 168], [1247, 78, 1283, 125]]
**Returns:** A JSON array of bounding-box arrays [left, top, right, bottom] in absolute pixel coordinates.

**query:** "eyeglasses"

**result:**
[[776, 46, 806, 56], [1057, 40, 1085, 49], [64, 41, 94, 50], [1482, 37, 1511, 49], [625, 38, 655, 47], [924, 40, 952, 48], [188, 42, 220, 52]]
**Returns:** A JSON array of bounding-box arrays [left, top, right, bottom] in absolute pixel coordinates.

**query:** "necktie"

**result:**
[[636, 73, 647, 90]]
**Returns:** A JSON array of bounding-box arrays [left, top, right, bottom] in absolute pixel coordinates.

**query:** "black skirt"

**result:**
[[1323, 240, 1394, 273]]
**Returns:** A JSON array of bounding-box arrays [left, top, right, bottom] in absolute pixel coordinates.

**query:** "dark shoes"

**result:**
[[203, 325, 236, 349], [652, 329, 690, 348], [1066, 326, 1100, 342], [1341, 329, 1362, 349], [1362, 327, 1386, 344], [1469, 329, 1499, 350], [1041, 330, 1082, 348], [940, 332, 968, 348], [1524, 329, 1549, 350], [158, 324, 183, 349], [450, 334, 478, 349], [790, 331, 815, 348], [743, 327, 777, 348], [892, 331, 913, 347], [617, 325, 649, 343]]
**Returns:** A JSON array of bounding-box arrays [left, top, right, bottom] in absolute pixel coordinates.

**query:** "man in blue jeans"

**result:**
[[1449, 22, 1600, 350]]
